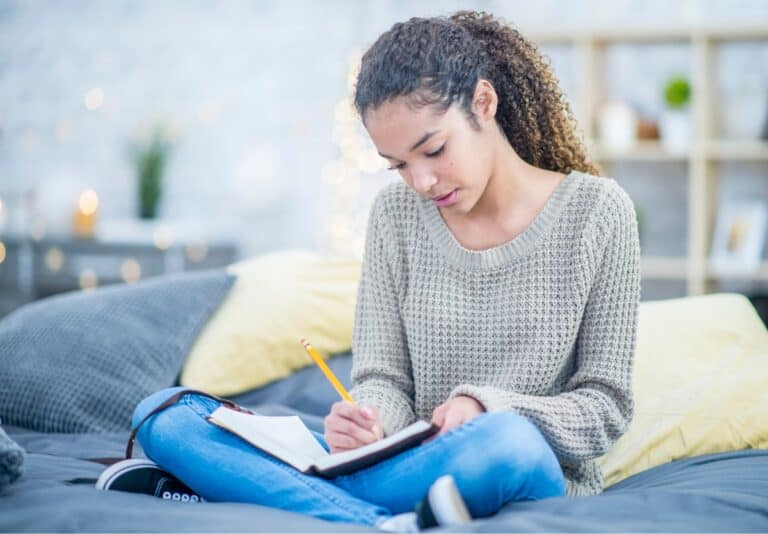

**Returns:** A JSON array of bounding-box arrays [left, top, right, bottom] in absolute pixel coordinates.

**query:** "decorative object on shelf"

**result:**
[[636, 116, 660, 141], [72, 189, 99, 239], [129, 125, 174, 220], [710, 202, 768, 275], [660, 75, 692, 154], [598, 101, 638, 151]]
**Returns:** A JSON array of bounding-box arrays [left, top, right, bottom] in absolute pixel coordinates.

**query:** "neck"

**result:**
[[469, 140, 548, 221]]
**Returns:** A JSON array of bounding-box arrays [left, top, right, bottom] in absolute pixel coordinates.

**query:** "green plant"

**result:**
[[663, 76, 691, 110], [130, 126, 173, 219]]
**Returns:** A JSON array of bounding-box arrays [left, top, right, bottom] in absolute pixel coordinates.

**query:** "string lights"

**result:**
[[121, 259, 141, 283], [84, 88, 104, 111], [153, 225, 174, 250], [44, 247, 64, 273], [79, 269, 98, 291], [324, 51, 388, 258]]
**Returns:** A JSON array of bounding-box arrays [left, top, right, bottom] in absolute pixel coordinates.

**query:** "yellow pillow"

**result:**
[[598, 293, 768, 487], [180, 250, 361, 396]]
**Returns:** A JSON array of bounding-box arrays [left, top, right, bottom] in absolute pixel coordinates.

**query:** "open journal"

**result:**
[[206, 407, 438, 478]]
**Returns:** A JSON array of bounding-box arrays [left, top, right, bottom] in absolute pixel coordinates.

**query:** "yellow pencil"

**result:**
[[299, 337, 355, 404]]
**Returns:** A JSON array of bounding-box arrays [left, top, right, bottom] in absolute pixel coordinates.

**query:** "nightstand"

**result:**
[[0, 222, 239, 317]]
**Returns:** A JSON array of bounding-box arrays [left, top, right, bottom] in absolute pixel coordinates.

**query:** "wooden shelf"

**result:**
[[707, 262, 768, 282], [592, 141, 689, 162], [643, 257, 768, 283], [704, 140, 768, 161], [533, 27, 768, 296], [641, 256, 688, 279], [592, 140, 768, 162], [531, 27, 768, 45]]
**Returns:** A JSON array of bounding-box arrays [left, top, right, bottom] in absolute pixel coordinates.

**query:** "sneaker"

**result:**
[[416, 475, 472, 529], [95, 458, 204, 503], [378, 475, 471, 532]]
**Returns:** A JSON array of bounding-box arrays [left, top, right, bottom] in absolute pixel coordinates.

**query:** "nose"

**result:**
[[410, 168, 438, 195]]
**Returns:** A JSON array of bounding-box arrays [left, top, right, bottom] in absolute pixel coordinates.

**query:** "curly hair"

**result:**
[[354, 10, 599, 176]]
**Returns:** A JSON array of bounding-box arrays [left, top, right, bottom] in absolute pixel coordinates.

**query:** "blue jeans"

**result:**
[[133, 387, 566, 527]]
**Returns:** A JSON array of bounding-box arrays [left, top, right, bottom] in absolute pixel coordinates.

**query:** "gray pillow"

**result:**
[[0, 270, 235, 433]]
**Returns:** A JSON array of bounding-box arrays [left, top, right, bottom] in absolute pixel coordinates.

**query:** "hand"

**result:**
[[429, 396, 484, 439], [324, 401, 384, 454]]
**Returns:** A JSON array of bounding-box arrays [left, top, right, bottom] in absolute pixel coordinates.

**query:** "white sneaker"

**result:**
[[378, 475, 472, 531], [377, 512, 419, 532], [422, 475, 472, 528]]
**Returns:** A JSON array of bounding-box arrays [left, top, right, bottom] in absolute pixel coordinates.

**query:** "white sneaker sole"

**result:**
[[94, 458, 161, 490], [428, 475, 472, 527]]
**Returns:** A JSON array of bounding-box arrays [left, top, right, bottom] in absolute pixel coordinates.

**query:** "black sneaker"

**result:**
[[415, 475, 472, 529], [95, 458, 204, 503]]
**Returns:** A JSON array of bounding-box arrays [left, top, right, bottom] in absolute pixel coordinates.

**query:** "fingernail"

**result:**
[[361, 407, 373, 418]]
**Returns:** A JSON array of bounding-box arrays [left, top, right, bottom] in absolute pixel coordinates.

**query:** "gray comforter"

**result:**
[[2, 355, 767, 531], [2, 425, 767, 531]]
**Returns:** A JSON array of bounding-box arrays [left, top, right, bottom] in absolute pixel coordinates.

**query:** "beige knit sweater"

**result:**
[[349, 170, 641, 497]]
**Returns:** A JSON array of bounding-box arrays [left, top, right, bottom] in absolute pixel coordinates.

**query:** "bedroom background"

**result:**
[[0, 3, 767, 528], [0, 0, 767, 321]]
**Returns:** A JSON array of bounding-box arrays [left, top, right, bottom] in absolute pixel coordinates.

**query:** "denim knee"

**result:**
[[131, 386, 188, 429], [471, 412, 564, 493]]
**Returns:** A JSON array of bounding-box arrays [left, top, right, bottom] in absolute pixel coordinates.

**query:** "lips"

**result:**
[[431, 189, 458, 207], [431, 190, 455, 201]]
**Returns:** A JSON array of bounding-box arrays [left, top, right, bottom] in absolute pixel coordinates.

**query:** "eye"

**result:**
[[426, 144, 445, 158], [386, 143, 445, 171]]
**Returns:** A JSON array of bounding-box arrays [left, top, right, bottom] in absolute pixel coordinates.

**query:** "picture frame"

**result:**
[[710, 202, 768, 274]]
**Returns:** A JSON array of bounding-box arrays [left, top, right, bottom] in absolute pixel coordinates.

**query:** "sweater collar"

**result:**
[[417, 170, 583, 271]]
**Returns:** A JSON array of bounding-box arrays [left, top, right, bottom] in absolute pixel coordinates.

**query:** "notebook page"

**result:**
[[208, 407, 329, 471], [313, 420, 434, 471]]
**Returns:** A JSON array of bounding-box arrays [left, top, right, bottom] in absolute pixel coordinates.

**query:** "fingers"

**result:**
[[325, 431, 368, 452], [324, 402, 383, 452], [431, 403, 447, 428], [331, 401, 378, 431], [430, 403, 468, 438], [327, 415, 379, 444], [439, 411, 465, 435], [360, 405, 384, 439], [423, 403, 447, 443]]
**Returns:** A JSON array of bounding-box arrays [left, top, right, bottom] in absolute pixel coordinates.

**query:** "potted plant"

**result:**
[[634, 202, 645, 249], [130, 125, 173, 219], [660, 75, 692, 154]]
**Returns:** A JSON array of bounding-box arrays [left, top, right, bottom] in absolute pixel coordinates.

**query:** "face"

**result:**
[[363, 90, 497, 214]]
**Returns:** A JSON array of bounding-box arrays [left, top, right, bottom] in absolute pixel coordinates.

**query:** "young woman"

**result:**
[[103, 10, 640, 531]]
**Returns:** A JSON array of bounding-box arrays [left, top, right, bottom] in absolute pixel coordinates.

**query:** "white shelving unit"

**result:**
[[531, 27, 768, 296]]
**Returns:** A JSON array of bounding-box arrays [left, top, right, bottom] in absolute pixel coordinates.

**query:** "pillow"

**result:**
[[0, 270, 234, 433], [230, 351, 354, 417], [598, 293, 768, 487], [180, 250, 361, 396]]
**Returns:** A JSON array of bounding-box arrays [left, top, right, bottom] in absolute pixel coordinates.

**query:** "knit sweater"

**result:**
[[349, 170, 641, 497]]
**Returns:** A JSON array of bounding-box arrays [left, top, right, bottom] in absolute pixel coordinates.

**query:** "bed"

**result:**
[[1, 354, 767, 532], [1, 263, 767, 531]]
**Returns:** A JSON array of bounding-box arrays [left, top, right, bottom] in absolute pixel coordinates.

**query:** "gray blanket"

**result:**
[[2, 356, 767, 531], [2, 420, 767, 532]]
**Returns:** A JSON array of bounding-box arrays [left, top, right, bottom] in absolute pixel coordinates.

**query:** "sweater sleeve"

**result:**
[[449, 185, 641, 462], [349, 192, 417, 436]]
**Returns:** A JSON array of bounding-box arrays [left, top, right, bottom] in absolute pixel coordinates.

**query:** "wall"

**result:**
[[1, 0, 766, 298]]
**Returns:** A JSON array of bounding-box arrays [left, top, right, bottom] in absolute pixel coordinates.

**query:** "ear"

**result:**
[[471, 79, 498, 122]]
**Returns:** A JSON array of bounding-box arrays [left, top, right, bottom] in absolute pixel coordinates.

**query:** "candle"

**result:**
[[73, 189, 99, 238]]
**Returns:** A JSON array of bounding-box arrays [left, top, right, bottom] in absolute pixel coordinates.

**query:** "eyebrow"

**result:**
[[378, 130, 439, 160]]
